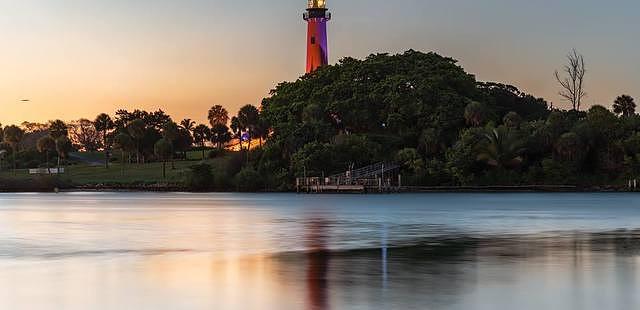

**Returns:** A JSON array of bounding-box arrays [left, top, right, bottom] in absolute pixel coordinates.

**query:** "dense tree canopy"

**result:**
[[250, 50, 635, 189]]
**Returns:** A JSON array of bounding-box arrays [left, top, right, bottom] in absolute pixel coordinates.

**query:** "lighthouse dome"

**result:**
[[308, 0, 326, 9]]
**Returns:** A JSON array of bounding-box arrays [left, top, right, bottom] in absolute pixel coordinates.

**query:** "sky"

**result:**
[[1, 0, 639, 126]]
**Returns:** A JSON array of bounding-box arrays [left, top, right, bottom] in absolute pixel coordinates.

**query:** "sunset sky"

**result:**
[[1, 0, 639, 126]]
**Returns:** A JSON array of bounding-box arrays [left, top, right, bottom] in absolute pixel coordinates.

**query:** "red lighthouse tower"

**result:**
[[304, 0, 331, 73]]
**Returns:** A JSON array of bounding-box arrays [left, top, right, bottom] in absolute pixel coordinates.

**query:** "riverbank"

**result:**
[[1, 160, 636, 193], [0, 181, 635, 193]]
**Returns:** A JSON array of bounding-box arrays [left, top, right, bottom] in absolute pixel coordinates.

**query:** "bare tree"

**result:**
[[555, 49, 587, 111]]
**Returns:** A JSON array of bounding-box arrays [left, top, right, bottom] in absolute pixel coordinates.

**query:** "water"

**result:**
[[1, 193, 639, 309]]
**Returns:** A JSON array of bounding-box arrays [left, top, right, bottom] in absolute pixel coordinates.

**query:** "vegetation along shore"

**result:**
[[1, 50, 640, 192]]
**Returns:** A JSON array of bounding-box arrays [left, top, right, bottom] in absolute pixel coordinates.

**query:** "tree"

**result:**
[[3, 125, 24, 174], [613, 95, 636, 117], [476, 127, 526, 170], [464, 102, 488, 127], [555, 49, 587, 111], [70, 119, 101, 152], [180, 119, 195, 136], [210, 124, 232, 150], [55, 136, 73, 171], [161, 121, 179, 168], [208, 105, 229, 127], [186, 163, 214, 190], [234, 167, 263, 192], [94, 113, 114, 168], [162, 121, 180, 141], [127, 119, 146, 164], [173, 129, 193, 160], [476, 82, 550, 121], [254, 115, 270, 147], [237, 104, 260, 150], [585, 105, 621, 146], [230, 116, 242, 149], [37, 136, 56, 172], [193, 124, 211, 159], [554, 132, 583, 163], [419, 128, 441, 157], [113, 133, 135, 176], [20, 122, 48, 134], [0, 148, 7, 171], [48, 120, 68, 139], [154, 138, 173, 179], [503, 112, 523, 128], [396, 148, 425, 174]]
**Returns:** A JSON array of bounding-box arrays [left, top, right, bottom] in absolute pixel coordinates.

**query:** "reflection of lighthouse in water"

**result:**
[[305, 218, 330, 310], [304, 0, 331, 73]]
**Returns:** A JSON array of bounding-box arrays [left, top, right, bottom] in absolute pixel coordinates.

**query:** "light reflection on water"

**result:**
[[0, 193, 640, 309]]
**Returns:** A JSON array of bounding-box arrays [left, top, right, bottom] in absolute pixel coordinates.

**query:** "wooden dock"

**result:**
[[296, 162, 402, 193]]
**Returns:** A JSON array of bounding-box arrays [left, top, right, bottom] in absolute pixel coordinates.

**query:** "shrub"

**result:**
[[185, 163, 214, 191], [234, 167, 263, 192]]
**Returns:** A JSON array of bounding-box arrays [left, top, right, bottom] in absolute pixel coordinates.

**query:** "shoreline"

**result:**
[[0, 184, 635, 194]]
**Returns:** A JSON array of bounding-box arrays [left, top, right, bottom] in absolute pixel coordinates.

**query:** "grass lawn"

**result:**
[[186, 149, 212, 161], [70, 151, 106, 163], [0, 156, 231, 186]]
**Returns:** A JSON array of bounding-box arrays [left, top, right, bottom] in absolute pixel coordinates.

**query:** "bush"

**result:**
[[185, 163, 214, 191], [234, 167, 263, 192]]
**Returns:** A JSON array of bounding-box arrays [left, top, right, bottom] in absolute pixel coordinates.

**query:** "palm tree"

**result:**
[[476, 128, 526, 169], [180, 119, 195, 135], [3, 125, 24, 175], [464, 101, 488, 127], [127, 119, 146, 164], [210, 124, 232, 151], [162, 121, 179, 169], [37, 136, 56, 173], [55, 136, 73, 172], [208, 105, 229, 127], [613, 95, 636, 117], [230, 116, 242, 150], [237, 104, 259, 150], [48, 120, 68, 139], [114, 133, 135, 176], [254, 115, 270, 147], [94, 113, 114, 168], [193, 124, 211, 160], [154, 138, 173, 179]]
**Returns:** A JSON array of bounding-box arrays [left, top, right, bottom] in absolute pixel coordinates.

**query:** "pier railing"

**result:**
[[296, 162, 401, 193]]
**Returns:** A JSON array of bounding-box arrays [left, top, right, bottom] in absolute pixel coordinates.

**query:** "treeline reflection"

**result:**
[[277, 227, 640, 310]]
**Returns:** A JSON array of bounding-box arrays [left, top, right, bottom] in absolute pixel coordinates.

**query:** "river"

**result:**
[[1, 193, 639, 309]]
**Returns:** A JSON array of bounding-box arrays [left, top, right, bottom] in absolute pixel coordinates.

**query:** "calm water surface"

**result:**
[[1, 193, 640, 309]]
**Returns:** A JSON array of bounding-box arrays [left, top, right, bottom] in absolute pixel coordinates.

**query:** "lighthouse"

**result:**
[[304, 0, 331, 73]]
